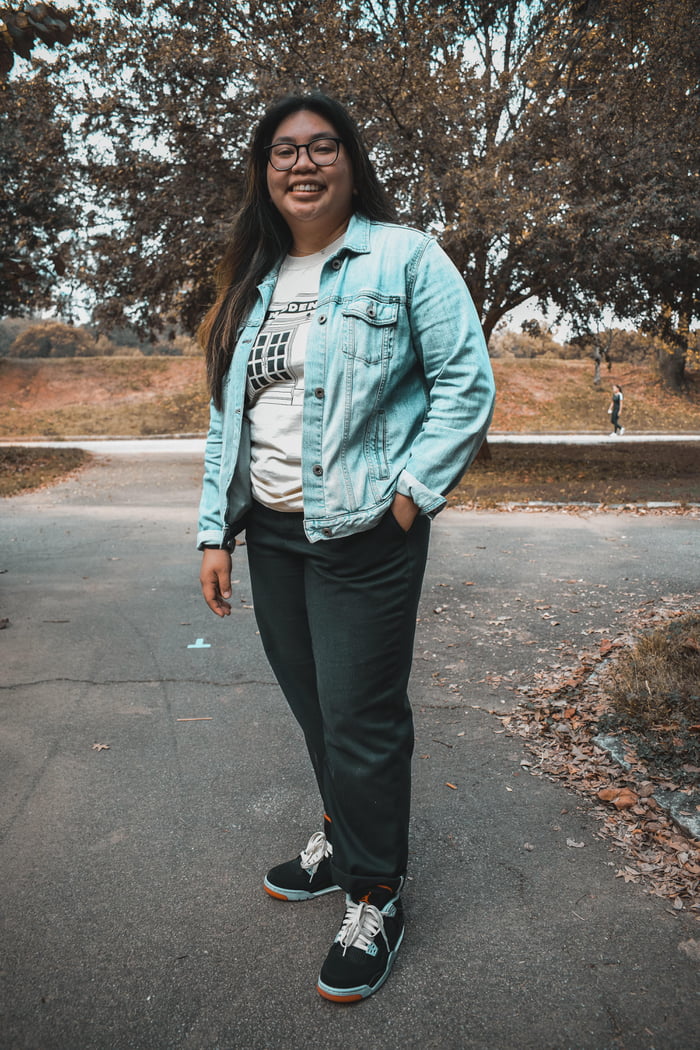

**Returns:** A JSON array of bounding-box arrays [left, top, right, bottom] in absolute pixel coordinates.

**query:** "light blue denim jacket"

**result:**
[[197, 213, 495, 548]]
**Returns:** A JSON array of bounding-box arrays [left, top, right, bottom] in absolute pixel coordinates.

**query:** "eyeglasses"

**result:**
[[264, 137, 343, 171]]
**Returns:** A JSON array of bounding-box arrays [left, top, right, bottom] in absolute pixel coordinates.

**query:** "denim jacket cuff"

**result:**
[[396, 470, 446, 517], [197, 529, 225, 551]]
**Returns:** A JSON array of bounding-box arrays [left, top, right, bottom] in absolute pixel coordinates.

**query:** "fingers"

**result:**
[[200, 549, 233, 617]]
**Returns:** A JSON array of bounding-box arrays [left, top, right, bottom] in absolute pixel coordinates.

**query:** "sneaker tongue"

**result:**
[[355, 885, 394, 910]]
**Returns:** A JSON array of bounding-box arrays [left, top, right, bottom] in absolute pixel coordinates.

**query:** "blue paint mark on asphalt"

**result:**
[[187, 638, 211, 649]]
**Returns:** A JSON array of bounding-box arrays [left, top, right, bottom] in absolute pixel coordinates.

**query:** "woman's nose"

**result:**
[[292, 145, 317, 168]]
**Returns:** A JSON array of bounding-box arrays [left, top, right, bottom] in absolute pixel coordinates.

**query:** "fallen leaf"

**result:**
[[566, 838, 585, 848], [616, 868, 640, 883], [92, 743, 110, 751], [445, 782, 458, 790], [598, 787, 639, 810]]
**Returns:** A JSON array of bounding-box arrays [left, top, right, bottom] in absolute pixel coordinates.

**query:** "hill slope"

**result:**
[[1, 355, 698, 438]]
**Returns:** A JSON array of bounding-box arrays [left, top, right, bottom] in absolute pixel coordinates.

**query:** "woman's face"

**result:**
[[266, 109, 355, 249]]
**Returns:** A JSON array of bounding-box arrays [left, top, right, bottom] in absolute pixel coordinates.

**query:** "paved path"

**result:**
[[2, 432, 700, 456], [1, 451, 698, 1050]]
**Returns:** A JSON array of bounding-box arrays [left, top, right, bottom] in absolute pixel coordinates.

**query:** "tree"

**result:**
[[8, 319, 96, 356], [542, 0, 700, 391], [0, 3, 74, 76], [46, 1, 597, 339], [8, 0, 696, 395], [0, 70, 79, 314]]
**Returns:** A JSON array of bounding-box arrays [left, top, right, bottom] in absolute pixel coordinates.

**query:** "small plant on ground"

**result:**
[[598, 613, 700, 784], [604, 613, 700, 725]]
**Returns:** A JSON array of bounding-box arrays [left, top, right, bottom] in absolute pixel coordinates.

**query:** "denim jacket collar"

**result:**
[[259, 211, 372, 296]]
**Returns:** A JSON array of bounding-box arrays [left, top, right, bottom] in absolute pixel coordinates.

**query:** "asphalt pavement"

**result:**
[[0, 449, 698, 1050]]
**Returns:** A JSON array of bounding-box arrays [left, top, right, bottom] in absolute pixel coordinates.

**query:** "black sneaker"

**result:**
[[264, 831, 340, 901], [317, 885, 404, 1002]]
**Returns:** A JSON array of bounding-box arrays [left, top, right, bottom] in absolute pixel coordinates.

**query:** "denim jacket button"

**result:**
[[318, 314, 327, 324], [312, 464, 323, 476], [322, 527, 332, 536], [331, 258, 341, 270], [314, 387, 325, 399]]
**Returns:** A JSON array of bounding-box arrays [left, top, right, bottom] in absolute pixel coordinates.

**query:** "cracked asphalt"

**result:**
[[1, 449, 698, 1050]]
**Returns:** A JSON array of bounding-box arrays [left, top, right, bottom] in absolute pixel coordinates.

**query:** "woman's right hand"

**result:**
[[200, 548, 233, 617]]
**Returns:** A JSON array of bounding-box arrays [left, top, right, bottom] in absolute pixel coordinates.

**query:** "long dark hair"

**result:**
[[199, 92, 397, 408]]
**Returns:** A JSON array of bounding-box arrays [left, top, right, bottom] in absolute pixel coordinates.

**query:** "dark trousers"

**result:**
[[244, 501, 431, 899]]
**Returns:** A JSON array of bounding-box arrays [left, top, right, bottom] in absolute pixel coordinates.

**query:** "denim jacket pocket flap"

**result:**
[[342, 296, 399, 326]]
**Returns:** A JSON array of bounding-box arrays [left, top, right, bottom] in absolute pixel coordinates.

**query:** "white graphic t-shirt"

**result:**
[[245, 237, 342, 511]]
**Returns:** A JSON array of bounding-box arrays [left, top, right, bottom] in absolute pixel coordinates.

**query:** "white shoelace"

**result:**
[[337, 899, 389, 957], [299, 831, 332, 874]]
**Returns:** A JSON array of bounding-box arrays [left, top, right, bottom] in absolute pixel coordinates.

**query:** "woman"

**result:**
[[608, 383, 624, 435], [197, 92, 495, 1002]]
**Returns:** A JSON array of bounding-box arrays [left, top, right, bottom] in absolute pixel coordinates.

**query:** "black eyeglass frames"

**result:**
[[264, 137, 343, 171]]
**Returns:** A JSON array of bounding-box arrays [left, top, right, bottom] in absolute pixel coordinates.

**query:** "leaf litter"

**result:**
[[498, 596, 700, 913]]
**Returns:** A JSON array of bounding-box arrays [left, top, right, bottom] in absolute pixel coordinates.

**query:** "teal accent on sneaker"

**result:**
[[317, 888, 405, 1002]]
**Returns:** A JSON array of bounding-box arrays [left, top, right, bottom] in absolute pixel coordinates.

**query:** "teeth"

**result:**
[[291, 184, 322, 192]]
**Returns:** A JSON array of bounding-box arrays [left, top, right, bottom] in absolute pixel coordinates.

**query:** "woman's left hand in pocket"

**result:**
[[391, 492, 420, 532]]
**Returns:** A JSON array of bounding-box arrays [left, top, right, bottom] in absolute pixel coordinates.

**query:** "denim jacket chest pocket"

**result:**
[[341, 294, 401, 365]]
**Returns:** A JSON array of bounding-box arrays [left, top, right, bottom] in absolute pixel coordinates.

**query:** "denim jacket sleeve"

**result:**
[[197, 397, 226, 547], [395, 237, 496, 514]]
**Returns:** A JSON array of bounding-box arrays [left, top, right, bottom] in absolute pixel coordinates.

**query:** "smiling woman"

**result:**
[[195, 91, 495, 1004]]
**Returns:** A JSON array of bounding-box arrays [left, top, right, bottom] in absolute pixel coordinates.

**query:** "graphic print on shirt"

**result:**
[[246, 295, 317, 404]]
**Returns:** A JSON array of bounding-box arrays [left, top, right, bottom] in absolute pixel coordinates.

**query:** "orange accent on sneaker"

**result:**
[[317, 986, 363, 1003], [359, 883, 393, 904], [263, 886, 291, 901]]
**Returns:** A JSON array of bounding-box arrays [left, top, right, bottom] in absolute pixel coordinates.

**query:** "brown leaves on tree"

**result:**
[[0, 4, 74, 75]]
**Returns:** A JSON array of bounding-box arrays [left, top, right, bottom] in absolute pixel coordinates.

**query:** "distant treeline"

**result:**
[[0, 319, 199, 358], [1, 316, 695, 365], [488, 322, 695, 363]]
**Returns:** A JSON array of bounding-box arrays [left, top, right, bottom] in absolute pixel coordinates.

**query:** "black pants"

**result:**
[[245, 501, 431, 898]]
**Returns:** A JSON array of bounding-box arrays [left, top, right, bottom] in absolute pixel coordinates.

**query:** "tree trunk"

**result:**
[[475, 438, 492, 462], [656, 343, 686, 392]]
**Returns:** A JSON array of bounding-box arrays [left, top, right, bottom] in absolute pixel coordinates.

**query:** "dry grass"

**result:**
[[449, 442, 700, 507], [0, 446, 90, 497], [490, 359, 700, 434], [1, 356, 698, 439], [1, 356, 699, 502], [0, 356, 209, 438], [594, 610, 700, 787], [604, 614, 700, 727]]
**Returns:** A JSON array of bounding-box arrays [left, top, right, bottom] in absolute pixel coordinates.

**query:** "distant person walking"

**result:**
[[608, 383, 624, 435]]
